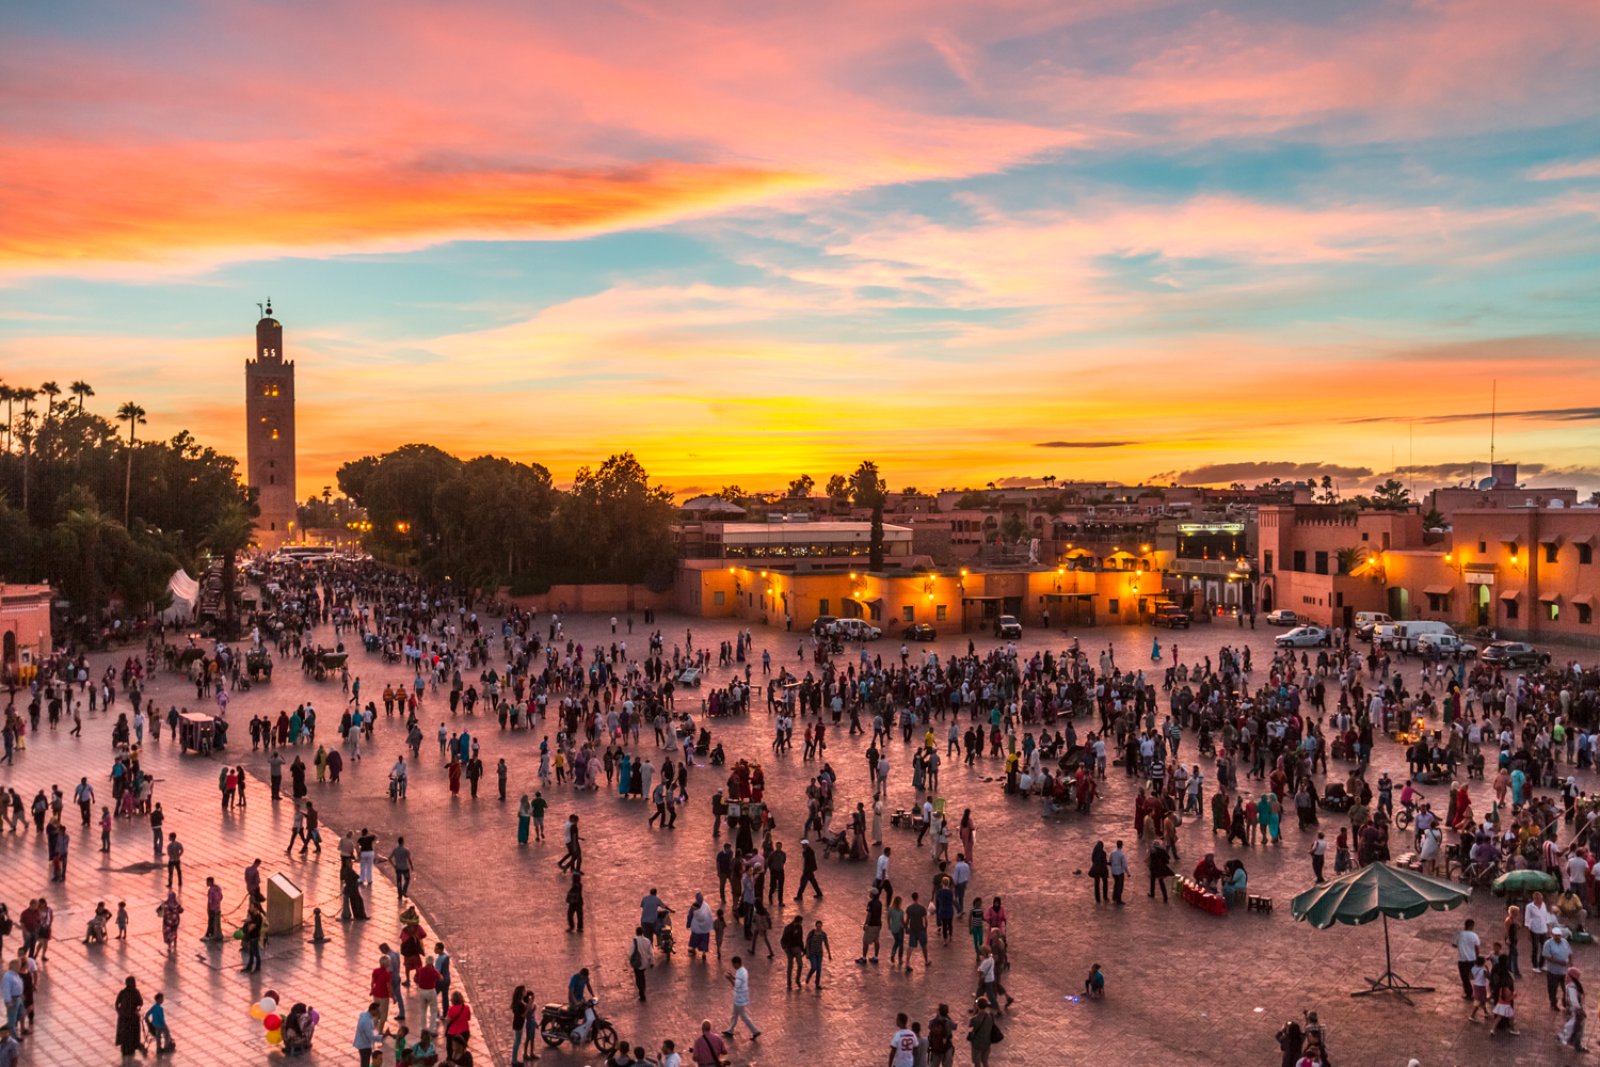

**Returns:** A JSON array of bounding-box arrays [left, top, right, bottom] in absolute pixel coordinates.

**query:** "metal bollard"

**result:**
[[309, 907, 329, 945]]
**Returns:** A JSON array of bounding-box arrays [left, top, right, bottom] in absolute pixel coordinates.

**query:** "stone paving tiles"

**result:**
[[0, 688, 472, 1066], [6, 608, 1600, 1067]]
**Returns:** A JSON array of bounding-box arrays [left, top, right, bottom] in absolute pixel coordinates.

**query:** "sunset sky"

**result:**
[[3, 0, 1599, 500]]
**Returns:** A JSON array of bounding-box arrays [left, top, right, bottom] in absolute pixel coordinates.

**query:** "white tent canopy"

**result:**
[[162, 569, 199, 622]]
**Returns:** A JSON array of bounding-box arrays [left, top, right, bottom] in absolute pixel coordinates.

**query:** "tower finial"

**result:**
[[265, 297, 273, 316]]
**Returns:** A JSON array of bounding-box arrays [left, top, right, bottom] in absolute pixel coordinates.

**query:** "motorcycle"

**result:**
[[654, 911, 674, 958], [538, 1000, 618, 1055]]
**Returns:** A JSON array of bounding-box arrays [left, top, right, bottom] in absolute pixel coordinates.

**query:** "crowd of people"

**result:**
[[6, 553, 1600, 1066]]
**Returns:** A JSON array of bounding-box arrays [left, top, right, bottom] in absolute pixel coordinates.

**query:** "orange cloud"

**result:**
[[0, 142, 817, 270]]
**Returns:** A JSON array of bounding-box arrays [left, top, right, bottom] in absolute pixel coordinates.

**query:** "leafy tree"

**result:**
[[53, 494, 121, 625], [850, 460, 887, 569], [557, 452, 676, 585], [786, 474, 815, 499], [434, 456, 556, 586], [204, 503, 257, 638], [825, 474, 849, 503], [1001, 511, 1026, 543], [336, 454, 382, 507], [1422, 508, 1446, 530]]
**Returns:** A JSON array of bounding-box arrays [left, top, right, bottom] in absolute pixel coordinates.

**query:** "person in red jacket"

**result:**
[[444, 990, 472, 1062]]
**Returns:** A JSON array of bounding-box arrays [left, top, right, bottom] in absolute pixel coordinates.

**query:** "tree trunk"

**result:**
[[123, 426, 136, 526], [869, 500, 884, 571]]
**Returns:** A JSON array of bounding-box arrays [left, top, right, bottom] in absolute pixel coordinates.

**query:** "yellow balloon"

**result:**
[[265, 1030, 283, 1045], [249, 1004, 266, 1020]]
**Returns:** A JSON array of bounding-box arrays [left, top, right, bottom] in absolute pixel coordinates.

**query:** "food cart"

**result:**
[[178, 712, 221, 755]]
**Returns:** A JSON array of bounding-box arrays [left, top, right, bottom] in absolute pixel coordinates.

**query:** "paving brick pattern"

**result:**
[[5, 610, 1597, 1067], [0, 676, 466, 1066]]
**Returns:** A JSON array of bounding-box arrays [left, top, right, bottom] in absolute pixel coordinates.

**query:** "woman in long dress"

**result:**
[[871, 798, 884, 846], [156, 892, 182, 953], [114, 976, 145, 1057], [618, 753, 632, 797], [959, 809, 976, 867]]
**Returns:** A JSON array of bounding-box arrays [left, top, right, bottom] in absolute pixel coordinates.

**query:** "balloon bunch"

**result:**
[[248, 991, 283, 1046]]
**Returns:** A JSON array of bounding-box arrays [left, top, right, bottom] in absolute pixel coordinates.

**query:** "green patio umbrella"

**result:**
[[1493, 868, 1559, 895], [1291, 862, 1472, 1002]]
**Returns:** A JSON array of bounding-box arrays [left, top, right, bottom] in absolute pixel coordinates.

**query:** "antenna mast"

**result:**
[[1489, 379, 1497, 467]]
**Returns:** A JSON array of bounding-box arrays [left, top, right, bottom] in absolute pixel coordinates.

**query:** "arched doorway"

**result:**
[[1259, 581, 1274, 615]]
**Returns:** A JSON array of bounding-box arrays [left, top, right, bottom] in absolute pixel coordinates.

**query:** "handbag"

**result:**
[[990, 1022, 1005, 1044]]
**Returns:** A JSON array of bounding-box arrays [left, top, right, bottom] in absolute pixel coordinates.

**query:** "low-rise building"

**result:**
[[1384, 505, 1600, 645], [1, 582, 53, 683]]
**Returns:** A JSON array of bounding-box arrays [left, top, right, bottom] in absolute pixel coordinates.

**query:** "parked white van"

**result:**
[[832, 618, 882, 641], [1354, 611, 1393, 641], [1382, 620, 1456, 651]]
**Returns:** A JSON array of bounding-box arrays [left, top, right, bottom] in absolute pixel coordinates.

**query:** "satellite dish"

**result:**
[[1476, 476, 1497, 491]]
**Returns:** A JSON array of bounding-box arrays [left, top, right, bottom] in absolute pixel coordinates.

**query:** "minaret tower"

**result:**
[[244, 300, 297, 549]]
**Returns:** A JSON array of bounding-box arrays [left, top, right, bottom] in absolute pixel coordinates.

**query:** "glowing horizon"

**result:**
[[2, 0, 1598, 500]]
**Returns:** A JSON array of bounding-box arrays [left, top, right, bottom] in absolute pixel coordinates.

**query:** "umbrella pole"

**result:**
[[1352, 912, 1435, 1001]]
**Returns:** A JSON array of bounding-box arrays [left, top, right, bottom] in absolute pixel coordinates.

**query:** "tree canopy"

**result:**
[[0, 382, 253, 628], [336, 446, 676, 591]]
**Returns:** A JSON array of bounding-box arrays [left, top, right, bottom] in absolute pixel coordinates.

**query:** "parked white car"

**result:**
[[1275, 625, 1331, 648], [1264, 609, 1300, 627], [1415, 632, 1477, 658]]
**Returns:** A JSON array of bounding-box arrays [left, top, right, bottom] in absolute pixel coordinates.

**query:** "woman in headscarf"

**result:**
[[517, 795, 532, 845], [114, 976, 146, 1057], [156, 892, 183, 953]]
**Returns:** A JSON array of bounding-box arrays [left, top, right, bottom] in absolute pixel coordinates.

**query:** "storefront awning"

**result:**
[[1499, 589, 1522, 601], [1422, 585, 1454, 596], [1500, 532, 1524, 545], [1572, 594, 1596, 607], [1539, 533, 1564, 546], [1539, 592, 1562, 603]]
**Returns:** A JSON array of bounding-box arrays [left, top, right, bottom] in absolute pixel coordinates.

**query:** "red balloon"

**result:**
[[263, 1014, 282, 1031]]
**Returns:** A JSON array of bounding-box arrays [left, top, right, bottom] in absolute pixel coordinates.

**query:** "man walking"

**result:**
[[390, 836, 412, 900], [629, 926, 654, 1001], [723, 956, 761, 1040], [1109, 840, 1128, 904], [794, 840, 823, 902], [165, 832, 184, 889]]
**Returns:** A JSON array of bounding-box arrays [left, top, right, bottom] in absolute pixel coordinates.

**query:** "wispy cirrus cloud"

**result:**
[[1530, 158, 1600, 181]]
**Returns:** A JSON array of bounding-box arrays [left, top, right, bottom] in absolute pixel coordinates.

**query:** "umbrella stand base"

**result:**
[[1352, 970, 1434, 1005]]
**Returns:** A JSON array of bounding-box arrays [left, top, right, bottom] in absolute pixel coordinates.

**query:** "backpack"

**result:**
[[928, 1016, 952, 1054], [628, 941, 644, 971]]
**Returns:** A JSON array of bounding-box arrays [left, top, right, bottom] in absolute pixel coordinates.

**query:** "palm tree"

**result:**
[[69, 380, 94, 413], [39, 381, 61, 420], [16, 389, 37, 511], [116, 402, 147, 526], [58, 502, 120, 626], [0, 384, 14, 452], [205, 503, 257, 638]]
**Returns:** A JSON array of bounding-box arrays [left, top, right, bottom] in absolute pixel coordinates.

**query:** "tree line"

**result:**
[[335, 445, 679, 593], [0, 379, 256, 635]]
